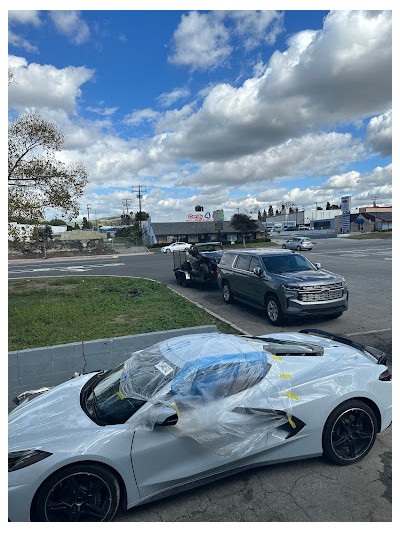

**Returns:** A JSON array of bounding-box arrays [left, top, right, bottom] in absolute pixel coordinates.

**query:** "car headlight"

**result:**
[[282, 285, 297, 292], [8, 450, 52, 472]]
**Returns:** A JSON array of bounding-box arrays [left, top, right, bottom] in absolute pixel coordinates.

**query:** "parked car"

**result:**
[[282, 237, 313, 251], [160, 242, 191, 253], [217, 249, 348, 325], [173, 242, 224, 286], [8, 330, 391, 522]]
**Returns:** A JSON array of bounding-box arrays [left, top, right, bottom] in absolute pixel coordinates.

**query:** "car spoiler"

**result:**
[[298, 329, 387, 365]]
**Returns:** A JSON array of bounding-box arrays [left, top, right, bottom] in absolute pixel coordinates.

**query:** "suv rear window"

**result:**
[[234, 255, 251, 271]]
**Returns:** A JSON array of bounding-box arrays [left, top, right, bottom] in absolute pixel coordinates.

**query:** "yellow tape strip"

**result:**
[[285, 391, 300, 400], [172, 402, 180, 418], [117, 391, 125, 400], [273, 356, 282, 360], [287, 414, 296, 428], [280, 374, 292, 378]]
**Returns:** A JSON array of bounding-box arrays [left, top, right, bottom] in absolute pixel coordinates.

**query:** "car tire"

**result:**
[[222, 281, 234, 303], [322, 400, 377, 466], [166, 248, 171, 253], [265, 294, 285, 325], [296, 245, 301, 251], [282, 244, 287, 249], [32, 463, 120, 522]]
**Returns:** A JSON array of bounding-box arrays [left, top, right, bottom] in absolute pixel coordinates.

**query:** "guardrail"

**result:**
[[8, 325, 218, 410]]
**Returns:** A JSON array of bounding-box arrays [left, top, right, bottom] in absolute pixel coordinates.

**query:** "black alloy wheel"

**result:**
[[222, 281, 233, 303], [33, 464, 120, 522], [322, 400, 377, 465]]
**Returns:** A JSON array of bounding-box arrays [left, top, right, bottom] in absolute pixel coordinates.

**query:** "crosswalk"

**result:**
[[318, 248, 392, 261], [9, 262, 125, 274]]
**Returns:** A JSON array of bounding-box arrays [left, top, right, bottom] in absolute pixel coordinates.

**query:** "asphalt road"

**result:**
[[8, 238, 392, 521]]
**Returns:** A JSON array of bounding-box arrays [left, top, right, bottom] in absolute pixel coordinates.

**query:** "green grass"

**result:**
[[346, 231, 392, 239], [8, 277, 239, 351]]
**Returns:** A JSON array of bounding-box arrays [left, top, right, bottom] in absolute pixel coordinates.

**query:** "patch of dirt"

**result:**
[[8, 278, 52, 292], [113, 315, 139, 324]]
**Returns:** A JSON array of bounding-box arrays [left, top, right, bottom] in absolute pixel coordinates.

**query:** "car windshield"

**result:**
[[84, 364, 145, 425], [261, 254, 316, 273]]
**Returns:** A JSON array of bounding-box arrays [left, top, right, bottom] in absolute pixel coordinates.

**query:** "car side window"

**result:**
[[234, 255, 251, 271], [249, 256, 261, 272]]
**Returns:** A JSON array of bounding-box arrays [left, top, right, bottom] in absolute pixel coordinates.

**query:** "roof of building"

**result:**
[[374, 212, 392, 221], [150, 220, 266, 236]]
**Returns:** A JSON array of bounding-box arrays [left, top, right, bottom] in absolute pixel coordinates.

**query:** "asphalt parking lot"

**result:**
[[8, 237, 392, 521]]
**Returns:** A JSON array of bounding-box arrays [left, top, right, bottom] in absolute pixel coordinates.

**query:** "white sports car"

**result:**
[[8, 329, 391, 522]]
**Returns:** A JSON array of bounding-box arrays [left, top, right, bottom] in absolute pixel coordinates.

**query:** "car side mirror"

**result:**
[[155, 413, 178, 426], [153, 406, 178, 426], [253, 267, 263, 276], [315, 263, 321, 269]]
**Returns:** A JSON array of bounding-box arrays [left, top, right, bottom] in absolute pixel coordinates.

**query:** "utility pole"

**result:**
[[86, 204, 91, 222], [132, 185, 147, 218], [122, 198, 131, 215], [372, 196, 378, 207]]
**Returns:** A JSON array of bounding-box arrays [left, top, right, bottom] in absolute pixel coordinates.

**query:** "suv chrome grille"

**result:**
[[297, 282, 345, 302]]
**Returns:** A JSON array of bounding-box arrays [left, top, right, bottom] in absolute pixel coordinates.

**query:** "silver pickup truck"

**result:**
[[217, 248, 348, 325]]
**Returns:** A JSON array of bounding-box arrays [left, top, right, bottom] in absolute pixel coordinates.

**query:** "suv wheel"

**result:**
[[265, 295, 285, 325], [322, 400, 377, 465], [222, 281, 233, 303]]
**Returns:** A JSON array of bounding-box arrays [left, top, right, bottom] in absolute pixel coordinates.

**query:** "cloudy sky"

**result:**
[[8, 6, 392, 222]]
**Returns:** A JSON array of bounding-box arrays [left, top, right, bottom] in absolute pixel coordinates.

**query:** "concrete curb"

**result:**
[[8, 325, 219, 410], [167, 286, 251, 337]]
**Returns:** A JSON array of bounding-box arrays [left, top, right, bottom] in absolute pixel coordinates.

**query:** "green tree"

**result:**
[[268, 205, 274, 217], [32, 224, 53, 258], [8, 111, 88, 235], [230, 213, 258, 247], [82, 217, 93, 229], [326, 202, 331, 210], [135, 211, 149, 222], [120, 214, 132, 226], [48, 218, 67, 226]]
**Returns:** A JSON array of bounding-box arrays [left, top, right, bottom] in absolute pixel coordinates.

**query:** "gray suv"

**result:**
[[217, 249, 348, 325]]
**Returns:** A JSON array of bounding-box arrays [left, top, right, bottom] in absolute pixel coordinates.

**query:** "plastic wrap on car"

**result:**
[[120, 333, 290, 457]]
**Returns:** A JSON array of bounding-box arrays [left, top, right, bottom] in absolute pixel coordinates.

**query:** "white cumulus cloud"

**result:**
[[8, 55, 94, 114], [366, 110, 392, 157], [49, 11, 90, 45]]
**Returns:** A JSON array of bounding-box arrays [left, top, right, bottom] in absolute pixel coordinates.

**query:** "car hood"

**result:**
[[8, 373, 98, 451], [273, 269, 344, 286]]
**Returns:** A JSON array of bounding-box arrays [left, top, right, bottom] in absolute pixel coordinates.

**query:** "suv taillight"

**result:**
[[379, 369, 392, 381]]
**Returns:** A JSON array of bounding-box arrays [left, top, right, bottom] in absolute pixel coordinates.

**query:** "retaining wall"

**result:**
[[8, 325, 218, 410]]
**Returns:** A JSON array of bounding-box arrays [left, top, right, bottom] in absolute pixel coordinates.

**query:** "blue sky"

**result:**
[[8, 7, 392, 222]]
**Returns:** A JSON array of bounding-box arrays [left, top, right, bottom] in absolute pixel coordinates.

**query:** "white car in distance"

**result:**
[[160, 242, 191, 253]]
